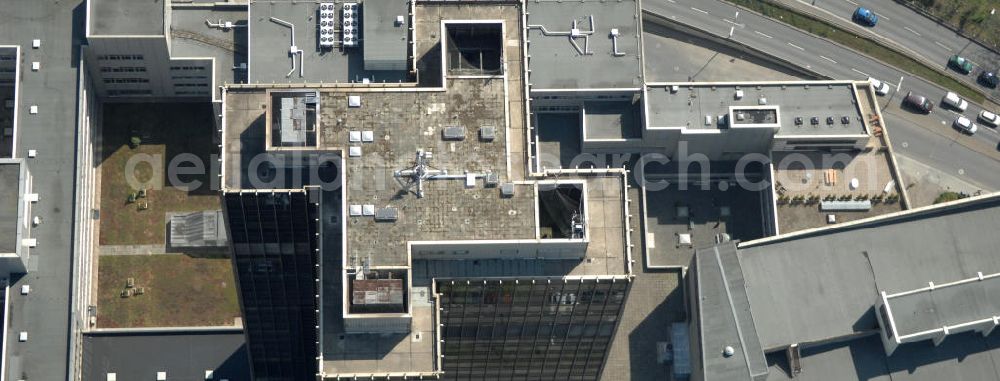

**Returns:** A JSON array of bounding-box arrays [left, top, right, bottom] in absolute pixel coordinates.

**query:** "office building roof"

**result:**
[[0, 159, 23, 253], [248, 1, 409, 84], [693, 243, 768, 381], [693, 193, 1000, 380], [362, 0, 409, 71], [169, 6, 247, 89], [89, 0, 165, 36], [525, 0, 643, 89], [82, 332, 250, 381], [646, 82, 869, 136]]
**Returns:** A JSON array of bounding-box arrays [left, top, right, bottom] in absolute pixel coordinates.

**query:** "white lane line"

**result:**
[[691, 7, 709, 14], [934, 41, 952, 51], [903, 26, 922, 36], [851, 68, 869, 77], [876, 13, 890, 21], [820, 55, 837, 64], [723, 19, 745, 27], [755, 30, 773, 39], [666, 0, 675, 3], [787, 42, 805, 51], [844, 0, 858, 5]]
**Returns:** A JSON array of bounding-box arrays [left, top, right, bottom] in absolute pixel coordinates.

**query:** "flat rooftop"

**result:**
[[886, 272, 1000, 339], [226, 4, 631, 378], [644, 181, 766, 267], [169, 6, 248, 89], [248, 1, 409, 84], [739, 196, 1000, 350], [693, 194, 1000, 380], [89, 0, 164, 36], [646, 82, 868, 135], [584, 99, 642, 140], [0, 160, 20, 253], [82, 332, 250, 381], [525, 0, 642, 89]]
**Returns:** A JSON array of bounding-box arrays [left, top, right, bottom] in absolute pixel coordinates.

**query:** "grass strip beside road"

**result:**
[[725, 0, 987, 104]]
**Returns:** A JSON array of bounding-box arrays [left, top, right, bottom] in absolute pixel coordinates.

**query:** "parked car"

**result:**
[[904, 91, 934, 113], [942, 92, 969, 111], [868, 77, 890, 96], [979, 110, 999, 128], [979, 71, 998, 88], [949, 55, 974, 74], [853, 7, 878, 27], [953, 116, 978, 135]]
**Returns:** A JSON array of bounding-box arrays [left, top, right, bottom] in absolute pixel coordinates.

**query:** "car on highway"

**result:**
[[953, 116, 978, 135], [948, 55, 974, 74], [852, 7, 878, 27], [980, 110, 999, 128], [904, 91, 934, 113], [979, 71, 998, 88], [942, 92, 969, 111], [868, 77, 890, 96]]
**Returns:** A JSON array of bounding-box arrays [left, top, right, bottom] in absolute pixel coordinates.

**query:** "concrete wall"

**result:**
[[84, 37, 213, 100], [343, 314, 411, 334], [72, 59, 101, 334], [772, 134, 870, 151]]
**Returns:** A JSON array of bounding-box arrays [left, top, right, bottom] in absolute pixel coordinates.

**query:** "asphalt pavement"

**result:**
[[643, 0, 1000, 191], [784, 0, 1000, 101]]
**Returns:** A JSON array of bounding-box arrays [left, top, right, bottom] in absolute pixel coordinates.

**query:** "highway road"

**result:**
[[643, 0, 1000, 190], [786, 0, 1000, 101]]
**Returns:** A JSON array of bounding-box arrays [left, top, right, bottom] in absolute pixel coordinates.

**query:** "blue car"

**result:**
[[853, 7, 878, 27]]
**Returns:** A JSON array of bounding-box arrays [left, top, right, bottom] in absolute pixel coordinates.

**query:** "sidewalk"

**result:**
[[98, 245, 171, 256]]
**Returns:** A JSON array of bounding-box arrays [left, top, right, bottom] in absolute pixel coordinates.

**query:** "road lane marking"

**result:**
[[787, 42, 805, 50], [723, 19, 745, 27], [934, 41, 952, 51], [903, 26, 922, 36], [666, 0, 675, 3], [876, 13, 890, 21], [820, 55, 837, 64], [691, 7, 709, 14], [851, 68, 869, 77], [844, 0, 858, 5], [755, 30, 773, 39]]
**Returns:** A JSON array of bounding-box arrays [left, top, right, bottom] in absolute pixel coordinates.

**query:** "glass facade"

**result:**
[[437, 278, 629, 381], [223, 191, 319, 381]]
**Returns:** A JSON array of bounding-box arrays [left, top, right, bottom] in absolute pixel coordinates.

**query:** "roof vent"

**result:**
[[375, 207, 398, 222], [443, 126, 466, 141], [500, 183, 515, 198]]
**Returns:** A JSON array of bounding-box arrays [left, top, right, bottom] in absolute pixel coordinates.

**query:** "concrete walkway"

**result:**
[[97, 245, 171, 256]]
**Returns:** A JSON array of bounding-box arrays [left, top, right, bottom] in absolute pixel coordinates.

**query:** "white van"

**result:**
[[942, 92, 969, 111]]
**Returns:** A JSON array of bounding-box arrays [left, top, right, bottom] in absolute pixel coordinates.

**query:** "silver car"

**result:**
[[954, 116, 978, 135]]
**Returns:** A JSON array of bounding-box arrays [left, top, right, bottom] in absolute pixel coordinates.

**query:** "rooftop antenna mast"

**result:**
[[394, 150, 445, 198]]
